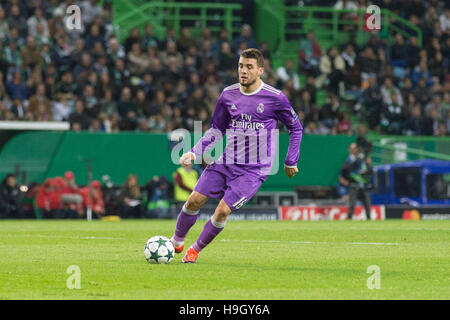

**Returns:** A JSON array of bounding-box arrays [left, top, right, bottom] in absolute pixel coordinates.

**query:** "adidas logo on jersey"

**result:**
[[230, 104, 237, 110]]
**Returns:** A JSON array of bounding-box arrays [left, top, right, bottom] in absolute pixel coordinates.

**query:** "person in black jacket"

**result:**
[[339, 144, 372, 220], [0, 174, 24, 218]]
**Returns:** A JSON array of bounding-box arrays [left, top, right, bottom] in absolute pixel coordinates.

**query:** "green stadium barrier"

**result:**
[[0, 131, 356, 189], [0, 131, 64, 183], [1, 131, 448, 190]]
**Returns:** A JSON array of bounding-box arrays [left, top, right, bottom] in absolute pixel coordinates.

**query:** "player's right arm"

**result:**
[[180, 92, 230, 167]]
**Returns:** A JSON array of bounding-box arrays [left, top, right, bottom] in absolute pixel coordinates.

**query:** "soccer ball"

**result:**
[[144, 236, 175, 264]]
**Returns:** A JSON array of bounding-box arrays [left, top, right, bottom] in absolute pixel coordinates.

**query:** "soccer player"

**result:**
[[170, 48, 303, 263]]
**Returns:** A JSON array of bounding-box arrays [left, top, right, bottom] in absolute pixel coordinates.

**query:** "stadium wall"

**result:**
[[0, 131, 355, 188]]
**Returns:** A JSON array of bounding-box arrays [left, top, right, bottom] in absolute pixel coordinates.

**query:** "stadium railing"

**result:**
[[113, 0, 243, 42], [254, 3, 422, 69], [369, 136, 450, 165]]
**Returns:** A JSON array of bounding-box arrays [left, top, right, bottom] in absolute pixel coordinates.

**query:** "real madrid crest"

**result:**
[[257, 103, 264, 113]]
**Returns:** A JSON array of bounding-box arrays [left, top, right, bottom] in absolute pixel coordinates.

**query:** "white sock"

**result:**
[[170, 236, 184, 247]]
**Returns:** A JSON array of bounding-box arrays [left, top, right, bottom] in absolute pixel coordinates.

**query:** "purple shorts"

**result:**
[[194, 163, 263, 211]]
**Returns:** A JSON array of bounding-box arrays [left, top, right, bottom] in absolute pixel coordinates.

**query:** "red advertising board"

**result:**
[[279, 205, 385, 221]]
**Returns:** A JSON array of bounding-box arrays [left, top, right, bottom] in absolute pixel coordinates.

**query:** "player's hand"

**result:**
[[179, 152, 195, 167], [285, 166, 298, 178]]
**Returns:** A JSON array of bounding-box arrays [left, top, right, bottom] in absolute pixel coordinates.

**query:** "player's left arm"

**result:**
[[275, 94, 303, 178]]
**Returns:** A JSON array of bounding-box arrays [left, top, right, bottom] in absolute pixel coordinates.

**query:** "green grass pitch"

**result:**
[[0, 219, 449, 299]]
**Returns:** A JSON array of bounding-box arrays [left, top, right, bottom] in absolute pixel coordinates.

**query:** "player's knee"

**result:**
[[214, 210, 229, 223], [214, 203, 231, 223], [185, 194, 203, 211]]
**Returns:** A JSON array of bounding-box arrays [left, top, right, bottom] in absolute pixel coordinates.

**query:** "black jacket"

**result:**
[[0, 180, 23, 218]]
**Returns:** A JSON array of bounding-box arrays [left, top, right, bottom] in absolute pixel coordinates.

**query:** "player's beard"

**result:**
[[239, 76, 256, 87]]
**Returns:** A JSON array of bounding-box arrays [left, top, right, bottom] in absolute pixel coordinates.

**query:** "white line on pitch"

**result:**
[[3, 234, 127, 240], [218, 239, 404, 246]]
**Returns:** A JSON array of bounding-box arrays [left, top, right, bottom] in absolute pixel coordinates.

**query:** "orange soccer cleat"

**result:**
[[173, 243, 184, 254], [170, 238, 185, 253], [182, 247, 199, 263]]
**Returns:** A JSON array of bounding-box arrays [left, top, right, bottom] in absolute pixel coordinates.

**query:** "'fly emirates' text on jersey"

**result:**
[[190, 81, 303, 181]]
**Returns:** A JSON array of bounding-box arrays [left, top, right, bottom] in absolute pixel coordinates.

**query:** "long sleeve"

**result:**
[[190, 92, 230, 159], [275, 94, 303, 167]]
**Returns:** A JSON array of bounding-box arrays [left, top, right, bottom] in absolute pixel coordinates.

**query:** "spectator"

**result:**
[[7, 4, 27, 38], [0, 7, 9, 41], [159, 41, 184, 70], [28, 83, 51, 117], [381, 91, 406, 135], [211, 28, 229, 58], [84, 23, 105, 52], [146, 176, 171, 219], [425, 94, 443, 118], [177, 27, 196, 55], [82, 84, 99, 118], [436, 121, 448, 136], [298, 90, 315, 115], [124, 27, 141, 54], [411, 60, 434, 87], [173, 164, 199, 203], [358, 46, 380, 81], [341, 44, 357, 70], [56, 71, 77, 102], [413, 77, 432, 106], [380, 77, 403, 107], [317, 47, 345, 94], [340, 143, 372, 220], [277, 59, 300, 90], [406, 36, 421, 70], [21, 36, 43, 70], [0, 174, 23, 218], [117, 86, 137, 124], [298, 31, 322, 74], [439, 7, 450, 33], [424, 108, 441, 135], [80, 180, 105, 218], [362, 76, 383, 130], [107, 36, 126, 65], [27, 7, 49, 39], [6, 71, 27, 102], [405, 103, 426, 135], [73, 52, 93, 84], [36, 178, 62, 218], [319, 93, 340, 129], [390, 33, 407, 75], [218, 41, 235, 72], [69, 100, 91, 130], [232, 24, 258, 51], [119, 174, 143, 218], [60, 171, 83, 218], [80, 0, 104, 27], [127, 42, 151, 76], [3, 37, 22, 70], [142, 24, 160, 51]]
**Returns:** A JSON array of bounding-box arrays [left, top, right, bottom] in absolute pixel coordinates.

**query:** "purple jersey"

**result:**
[[190, 80, 303, 181]]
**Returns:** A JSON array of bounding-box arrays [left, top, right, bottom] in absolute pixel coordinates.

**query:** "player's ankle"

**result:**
[[171, 237, 184, 247]]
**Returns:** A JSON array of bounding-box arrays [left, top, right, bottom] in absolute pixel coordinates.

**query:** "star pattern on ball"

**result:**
[[157, 238, 167, 247], [166, 249, 174, 261], [150, 250, 159, 262]]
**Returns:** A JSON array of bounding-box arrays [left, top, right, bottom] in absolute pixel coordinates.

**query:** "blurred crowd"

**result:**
[[290, 0, 450, 137], [0, 170, 179, 219], [0, 164, 206, 219], [0, 0, 448, 136]]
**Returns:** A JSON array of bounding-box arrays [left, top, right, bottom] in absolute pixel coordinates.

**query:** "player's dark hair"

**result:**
[[240, 48, 264, 67]]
